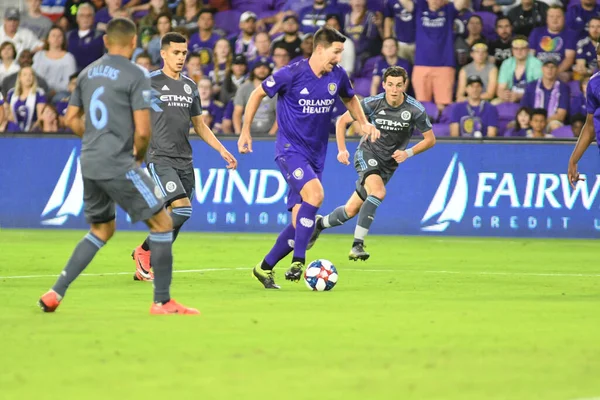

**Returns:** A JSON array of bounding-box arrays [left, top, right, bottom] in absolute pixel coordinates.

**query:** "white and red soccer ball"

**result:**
[[304, 259, 338, 291]]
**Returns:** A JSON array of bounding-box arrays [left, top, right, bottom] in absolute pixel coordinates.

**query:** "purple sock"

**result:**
[[293, 202, 319, 261], [263, 223, 295, 269]]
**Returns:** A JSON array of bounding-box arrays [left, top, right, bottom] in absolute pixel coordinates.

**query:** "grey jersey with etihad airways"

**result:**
[[69, 54, 152, 179], [359, 93, 432, 165], [146, 70, 203, 169]]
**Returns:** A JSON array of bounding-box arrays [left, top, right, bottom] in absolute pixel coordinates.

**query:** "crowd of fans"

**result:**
[[0, 0, 595, 139]]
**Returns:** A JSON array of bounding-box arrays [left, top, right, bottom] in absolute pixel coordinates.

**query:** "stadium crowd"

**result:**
[[0, 0, 596, 138]]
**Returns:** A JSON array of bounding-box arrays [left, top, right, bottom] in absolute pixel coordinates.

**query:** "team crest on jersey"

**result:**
[[266, 76, 275, 87], [183, 84, 192, 94], [328, 83, 337, 95], [165, 181, 177, 193], [368, 159, 378, 167], [401, 111, 411, 121], [293, 168, 304, 180]]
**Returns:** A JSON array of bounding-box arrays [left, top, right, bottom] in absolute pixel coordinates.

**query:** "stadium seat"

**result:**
[[214, 10, 242, 36], [432, 123, 451, 137], [475, 11, 498, 41], [421, 101, 439, 123], [551, 125, 575, 138]]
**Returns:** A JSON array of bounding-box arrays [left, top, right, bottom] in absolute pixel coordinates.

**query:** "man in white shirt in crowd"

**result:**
[[0, 8, 43, 57]]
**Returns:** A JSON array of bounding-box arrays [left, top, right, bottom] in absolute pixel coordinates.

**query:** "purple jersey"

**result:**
[[576, 37, 598, 71], [94, 8, 112, 26], [7, 88, 47, 131], [262, 59, 355, 170], [521, 79, 570, 114], [566, 4, 600, 40], [529, 27, 576, 64], [414, 0, 457, 67], [450, 101, 499, 137], [343, 10, 380, 57], [67, 29, 105, 71], [188, 32, 221, 65], [384, 0, 415, 44], [585, 70, 600, 146]]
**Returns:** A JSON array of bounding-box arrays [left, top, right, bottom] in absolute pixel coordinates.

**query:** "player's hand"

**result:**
[[237, 131, 253, 154], [392, 150, 409, 164], [361, 123, 380, 142], [221, 148, 238, 170], [337, 149, 350, 165], [568, 161, 585, 189]]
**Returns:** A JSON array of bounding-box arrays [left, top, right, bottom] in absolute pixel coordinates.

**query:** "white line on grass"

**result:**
[[1, 268, 600, 280]]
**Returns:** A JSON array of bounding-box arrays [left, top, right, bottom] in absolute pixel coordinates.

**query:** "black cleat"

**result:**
[[252, 264, 281, 289], [307, 215, 324, 250], [284, 261, 304, 281], [349, 243, 370, 261]]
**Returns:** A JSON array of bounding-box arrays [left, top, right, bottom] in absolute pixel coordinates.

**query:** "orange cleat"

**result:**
[[38, 290, 62, 312], [150, 299, 200, 315], [132, 245, 153, 281]]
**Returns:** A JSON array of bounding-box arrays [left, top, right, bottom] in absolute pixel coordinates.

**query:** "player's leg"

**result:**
[[38, 179, 116, 312], [285, 177, 324, 281], [350, 173, 387, 261], [133, 163, 191, 281], [308, 191, 364, 249]]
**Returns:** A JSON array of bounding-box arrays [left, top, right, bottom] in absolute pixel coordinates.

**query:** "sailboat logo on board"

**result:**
[[40, 148, 84, 226], [421, 154, 468, 232]]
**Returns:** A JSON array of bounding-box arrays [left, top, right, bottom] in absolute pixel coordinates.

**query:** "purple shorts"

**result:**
[[275, 153, 322, 211]]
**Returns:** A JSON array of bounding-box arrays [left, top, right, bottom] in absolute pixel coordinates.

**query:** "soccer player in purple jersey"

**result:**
[[237, 26, 380, 289], [568, 45, 600, 188]]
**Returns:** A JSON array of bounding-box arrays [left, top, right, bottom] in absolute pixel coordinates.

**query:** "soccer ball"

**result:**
[[304, 259, 338, 291]]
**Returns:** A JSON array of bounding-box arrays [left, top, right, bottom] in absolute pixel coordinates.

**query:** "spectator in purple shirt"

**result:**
[[370, 37, 411, 96], [95, 0, 122, 31], [67, 3, 104, 71], [188, 8, 222, 65], [401, 0, 469, 110], [198, 76, 225, 132], [6, 66, 47, 131], [566, 0, 600, 40], [384, 0, 416, 63], [298, 0, 341, 34], [343, 0, 384, 62], [570, 74, 589, 116], [574, 16, 600, 77], [221, 99, 234, 134], [529, 6, 576, 81], [450, 75, 499, 137], [520, 59, 570, 132]]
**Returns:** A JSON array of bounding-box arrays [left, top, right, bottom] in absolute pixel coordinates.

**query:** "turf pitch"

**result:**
[[0, 229, 598, 400]]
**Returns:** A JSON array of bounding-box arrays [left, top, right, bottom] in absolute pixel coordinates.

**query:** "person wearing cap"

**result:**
[[20, 0, 53, 40], [370, 37, 411, 96], [232, 11, 258, 61], [529, 6, 576, 81], [383, 0, 415, 64], [220, 53, 249, 103], [520, 59, 570, 132], [450, 75, 499, 138], [188, 8, 222, 65], [456, 42, 498, 102], [233, 56, 277, 136], [496, 35, 543, 104], [298, 0, 342, 34], [270, 14, 303, 59], [0, 7, 43, 57]]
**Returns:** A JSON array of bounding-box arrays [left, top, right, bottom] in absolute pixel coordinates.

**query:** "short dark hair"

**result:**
[[495, 16, 511, 27], [313, 26, 346, 49], [383, 66, 408, 83], [161, 32, 187, 49], [271, 42, 289, 55], [514, 106, 532, 129], [106, 17, 137, 45], [531, 108, 548, 118], [467, 15, 483, 24], [198, 8, 215, 18]]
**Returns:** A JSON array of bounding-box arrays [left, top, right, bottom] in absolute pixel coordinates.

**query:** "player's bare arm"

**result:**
[[392, 129, 436, 164], [237, 85, 268, 153], [132, 109, 152, 162], [191, 114, 237, 169], [335, 111, 355, 165], [343, 95, 380, 142], [568, 113, 595, 188], [64, 105, 85, 137]]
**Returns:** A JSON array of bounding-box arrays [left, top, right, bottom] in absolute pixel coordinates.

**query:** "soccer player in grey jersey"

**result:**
[[309, 66, 437, 260], [38, 18, 198, 314], [131, 32, 237, 281]]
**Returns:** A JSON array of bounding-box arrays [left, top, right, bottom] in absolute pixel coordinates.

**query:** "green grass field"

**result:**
[[0, 229, 599, 400]]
